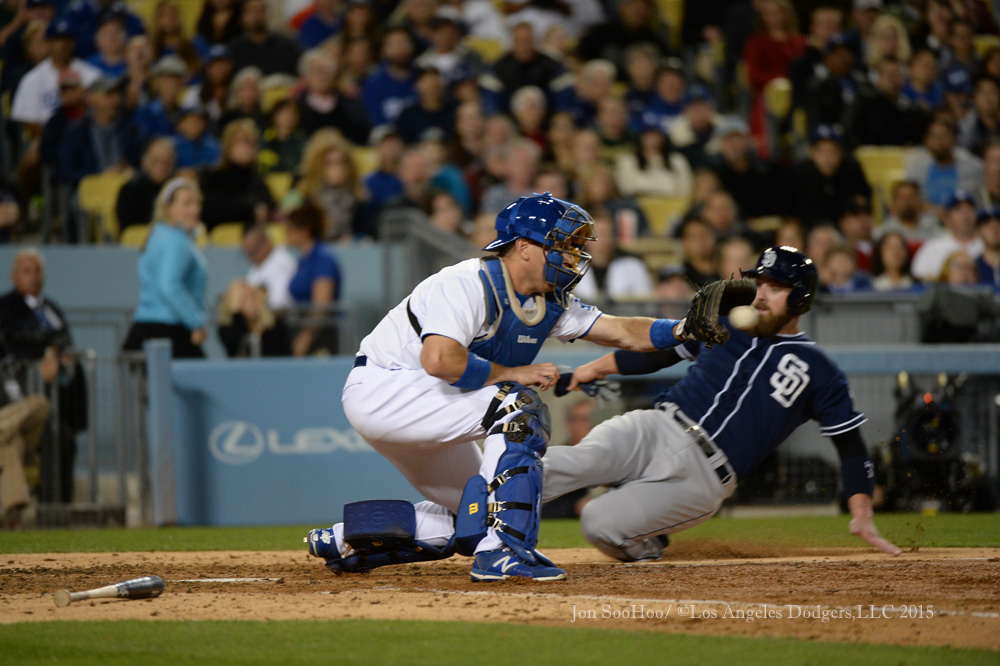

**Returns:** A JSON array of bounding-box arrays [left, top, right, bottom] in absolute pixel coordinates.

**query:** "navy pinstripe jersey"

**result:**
[[659, 323, 865, 481]]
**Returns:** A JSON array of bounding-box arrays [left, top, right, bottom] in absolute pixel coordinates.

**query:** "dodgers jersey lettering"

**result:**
[[662, 323, 865, 480]]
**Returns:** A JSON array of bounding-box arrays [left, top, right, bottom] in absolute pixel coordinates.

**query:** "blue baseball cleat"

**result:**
[[470, 547, 567, 582], [305, 528, 348, 572]]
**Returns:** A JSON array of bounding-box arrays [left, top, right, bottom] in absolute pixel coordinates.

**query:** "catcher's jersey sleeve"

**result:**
[[548, 295, 602, 343]]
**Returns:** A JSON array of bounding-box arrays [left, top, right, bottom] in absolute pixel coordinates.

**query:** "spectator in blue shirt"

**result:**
[[122, 176, 208, 358], [85, 12, 128, 77], [363, 124, 404, 220], [361, 25, 417, 126], [285, 201, 342, 356], [65, 0, 145, 60], [297, 0, 341, 50], [901, 49, 943, 112], [976, 207, 1000, 293], [173, 104, 220, 169], [133, 54, 188, 141]]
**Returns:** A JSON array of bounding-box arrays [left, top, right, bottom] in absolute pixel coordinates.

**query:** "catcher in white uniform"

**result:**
[[305, 193, 715, 581]]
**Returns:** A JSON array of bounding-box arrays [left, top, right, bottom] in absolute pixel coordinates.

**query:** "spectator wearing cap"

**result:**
[[878, 180, 944, 243], [669, 85, 721, 171], [577, 0, 670, 76], [361, 25, 417, 126], [115, 136, 175, 231], [787, 6, 843, 110], [654, 264, 694, 314], [11, 19, 101, 132], [181, 44, 233, 127], [912, 190, 984, 280], [742, 0, 805, 157], [837, 198, 875, 272], [396, 66, 456, 145], [133, 54, 187, 141], [901, 49, 944, 112], [363, 125, 404, 220], [975, 206, 1000, 293], [258, 98, 306, 174], [297, 0, 342, 50], [804, 32, 862, 130], [614, 122, 692, 199], [59, 74, 139, 188], [846, 57, 928, 147], [480, 22, 569, 117], [707, 116, 783, 219], [785, 124, 872, 229], [414, 6, 483, 88], [941, 66, 974, 123], [938, 18, 980, 83], [199, 118, 274, 230], [228, 0, 300, 77], [957, 78, 1000, 158], [905, 116, 983, 210], [86, 11, 127, 77], [174, 104, 220, 170], [64, 0, 145, 60], [296, 49, 369, 144], [150, 0, 202, 75], [633, 60, 685, 135]]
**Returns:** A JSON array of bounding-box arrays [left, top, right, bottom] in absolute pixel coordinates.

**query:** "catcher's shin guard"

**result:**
[[456, 388, 555, 567], [307, 500, 455, 573]]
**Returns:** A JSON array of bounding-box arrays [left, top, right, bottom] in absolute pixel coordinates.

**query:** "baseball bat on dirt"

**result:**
[[54, 575, 165, 607]]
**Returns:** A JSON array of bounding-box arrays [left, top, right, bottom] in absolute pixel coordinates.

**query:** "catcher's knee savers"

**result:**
[[314, 500, 456, 573], [456, 386, 556, 566]]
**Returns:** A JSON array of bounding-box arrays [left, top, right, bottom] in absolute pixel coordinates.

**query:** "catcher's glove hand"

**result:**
[[554, 371, 622, 407], [677, 278, 757, 347]]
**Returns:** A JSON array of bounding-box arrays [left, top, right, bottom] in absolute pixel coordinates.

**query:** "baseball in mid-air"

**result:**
[[729, 305, 759, 330]]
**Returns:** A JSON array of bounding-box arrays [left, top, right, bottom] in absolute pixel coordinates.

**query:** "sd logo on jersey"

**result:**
[[769, 353, 810, 407]]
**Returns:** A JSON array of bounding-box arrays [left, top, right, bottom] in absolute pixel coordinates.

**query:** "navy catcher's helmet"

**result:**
[[744, 246, 818, 315], [483, 193, 597, 306]]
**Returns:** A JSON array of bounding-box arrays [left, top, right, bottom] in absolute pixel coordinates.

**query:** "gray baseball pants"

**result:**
[[542, 403, 737, 561]]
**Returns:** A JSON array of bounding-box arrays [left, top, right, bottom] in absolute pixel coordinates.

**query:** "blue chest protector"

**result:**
[[467, 256, 565, 367]]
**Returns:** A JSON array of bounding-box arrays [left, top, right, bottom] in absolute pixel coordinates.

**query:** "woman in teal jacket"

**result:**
[[122, 176, 208, 358]]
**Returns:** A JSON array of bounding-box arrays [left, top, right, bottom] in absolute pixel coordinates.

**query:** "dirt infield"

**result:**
[[3, 543, 998, 650]]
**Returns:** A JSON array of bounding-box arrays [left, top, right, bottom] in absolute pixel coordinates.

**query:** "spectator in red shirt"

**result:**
[[742, 0, 805, 157]]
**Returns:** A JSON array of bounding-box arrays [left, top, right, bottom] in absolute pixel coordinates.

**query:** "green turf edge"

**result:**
[[1, 513, 997, 554], [0, 620, 995, 665]]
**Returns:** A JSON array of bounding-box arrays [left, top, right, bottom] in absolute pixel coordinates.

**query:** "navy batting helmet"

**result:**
[[483, 193, 597, 307], [744, 246, 818, 315]]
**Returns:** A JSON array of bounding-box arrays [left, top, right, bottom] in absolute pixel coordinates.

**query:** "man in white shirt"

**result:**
[[911, 190, 984, 280], [10, 19, 100, 133], [241, 226, 296, 312]]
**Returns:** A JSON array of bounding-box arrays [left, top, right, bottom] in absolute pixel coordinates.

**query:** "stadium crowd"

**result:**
[[0, 0, 998, 306]]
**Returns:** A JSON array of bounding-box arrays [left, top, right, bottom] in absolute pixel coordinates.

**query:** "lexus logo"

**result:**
[[209, 421, 266, 464]]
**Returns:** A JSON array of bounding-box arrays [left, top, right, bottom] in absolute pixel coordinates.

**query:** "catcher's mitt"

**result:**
[[678, 278, 757, 346]]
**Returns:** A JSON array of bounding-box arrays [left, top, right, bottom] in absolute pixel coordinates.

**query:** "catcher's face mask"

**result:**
[[541, 205, 595, 307]]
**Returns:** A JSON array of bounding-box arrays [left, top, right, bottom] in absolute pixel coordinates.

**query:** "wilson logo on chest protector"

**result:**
[[769, 353, 810, 408], [517, 335, 538, 344]]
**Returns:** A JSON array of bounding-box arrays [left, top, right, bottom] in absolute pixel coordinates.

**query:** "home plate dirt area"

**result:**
[[2, 543, 998, 650]]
